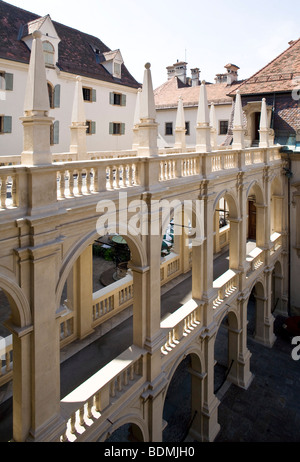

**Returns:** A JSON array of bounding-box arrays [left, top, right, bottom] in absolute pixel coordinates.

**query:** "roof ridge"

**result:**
[[229, 38, 300, 95]]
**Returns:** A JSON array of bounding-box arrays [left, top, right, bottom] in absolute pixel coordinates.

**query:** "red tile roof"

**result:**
[[0, 1, 140, 89], [154, 76, 241, 108], [228, 38, 300, 96]]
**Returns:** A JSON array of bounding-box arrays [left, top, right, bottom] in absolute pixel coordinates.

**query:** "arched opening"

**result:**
[[246, 182, 264, 254], [270, 176, 283, 237], [214, 311, 239, 394], [163, 353, 202, 442], [0, 279, 31, 443], [59, 233, 134, 350], [0, 289, 13, 442], [47, 82, 54, 109], [247, 281, 265, 342], [104, 422, 144, 442], [213, 191, 239, 281], [160, 201, 195, 321]]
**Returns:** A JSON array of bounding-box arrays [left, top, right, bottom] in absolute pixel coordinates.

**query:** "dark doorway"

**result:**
[[248, 200, 256, 240], [254, 112, 261, 143]]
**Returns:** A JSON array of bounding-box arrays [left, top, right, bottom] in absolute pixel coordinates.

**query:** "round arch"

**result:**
[[213, 189, 239, 220], [0, 275, 31, 328], [99, 414, 148, 442], [159, 198, 203, 248], [55, 225, 147, 310], [214, 308, 239, 391], [246, 180, 264, 204], [162, 349, 204, 442], [247, 279, 265, 340]]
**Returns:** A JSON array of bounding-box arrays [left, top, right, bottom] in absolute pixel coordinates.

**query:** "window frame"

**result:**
[[83, 86, 96, 103], [165, 122, 173, 136], [185, 121, 190, 136], [0, 115, 12, 134], [109, 122, 125, 136], [219, 120, 229, 136], [43, 41, 55, 68]]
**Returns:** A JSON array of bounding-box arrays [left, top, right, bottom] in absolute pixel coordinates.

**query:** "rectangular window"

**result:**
[[50, 120, 59, 145], [114, 62, 121, 78], [109, 122, 125, 135], [109, 92, 126, 106], [185, 121, 190, 136], [83, 87, 96, 102], [0, 115, 12, 134], [219, 120, 229, 135], [0, 72, 13, 91], [165, 122, 173, 136], [86, 120, 96, 135]]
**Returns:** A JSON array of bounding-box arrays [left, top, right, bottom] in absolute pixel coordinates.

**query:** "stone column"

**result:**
[[202, 192, 215, 326], [254, 268, 276, 347], [196, 81, 211, 153], [232, 91, 245, 150], [74, 244, 94, 340], [201, 333, 220, 442], [26, 243, 64, 441], [137, 63, 158, 158], [259, 98, 269, 148], [20, 31, 53, 166], [236, 293, 253, 389], [8, 325, 33, 442], [174, 96, 186, 150], [70, 76, 88, 160], [214, 210, 221, 255]]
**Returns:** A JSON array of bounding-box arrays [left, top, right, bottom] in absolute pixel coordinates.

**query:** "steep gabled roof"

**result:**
[[154, 76, 242, 108], [228, 38, 300, 96], [0, 1, 140, 88]]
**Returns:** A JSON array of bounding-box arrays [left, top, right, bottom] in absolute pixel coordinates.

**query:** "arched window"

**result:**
[[47, 82, 54, 108], [43, 41, 55, 66]]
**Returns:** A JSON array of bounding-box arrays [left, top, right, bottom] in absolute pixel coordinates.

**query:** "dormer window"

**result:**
[[102, 49, 124, 79], [43, 41, 55, 67]]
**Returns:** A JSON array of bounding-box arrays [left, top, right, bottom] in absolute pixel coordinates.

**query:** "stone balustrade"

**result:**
[[213, 269, 239, 308], [161, 299, 201, 356], [92, 274, 134, 326], [0, 146, 282, 215], [246, 247, 265, 277], [60, 346, 145, 442]]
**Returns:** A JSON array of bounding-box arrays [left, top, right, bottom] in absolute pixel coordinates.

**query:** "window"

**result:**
[[109, 92, 126, 106], [0, 72, 13, 91], [47, 83, 60, 109], [43, 41, 55, 67], [185, 121, 190, 136], [86, 120, 96, 135], [219, 120, 229, 135], [83, 87, 96, 102], [113, 62, 121, 78], [50, 120, 59, 145], [165, 122, 173, 136], [0, 115, 12, 134], [109, 122, 125, 135]]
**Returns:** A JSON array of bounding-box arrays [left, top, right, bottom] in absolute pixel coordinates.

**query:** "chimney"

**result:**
[[224, 63, 239, 84], [167, 65, 175, 80], [174, 60, 187, 84], [191, 68, 200, 86]]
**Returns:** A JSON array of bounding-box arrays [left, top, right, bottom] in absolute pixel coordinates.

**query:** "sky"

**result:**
[[3, 0, 300, 89]]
